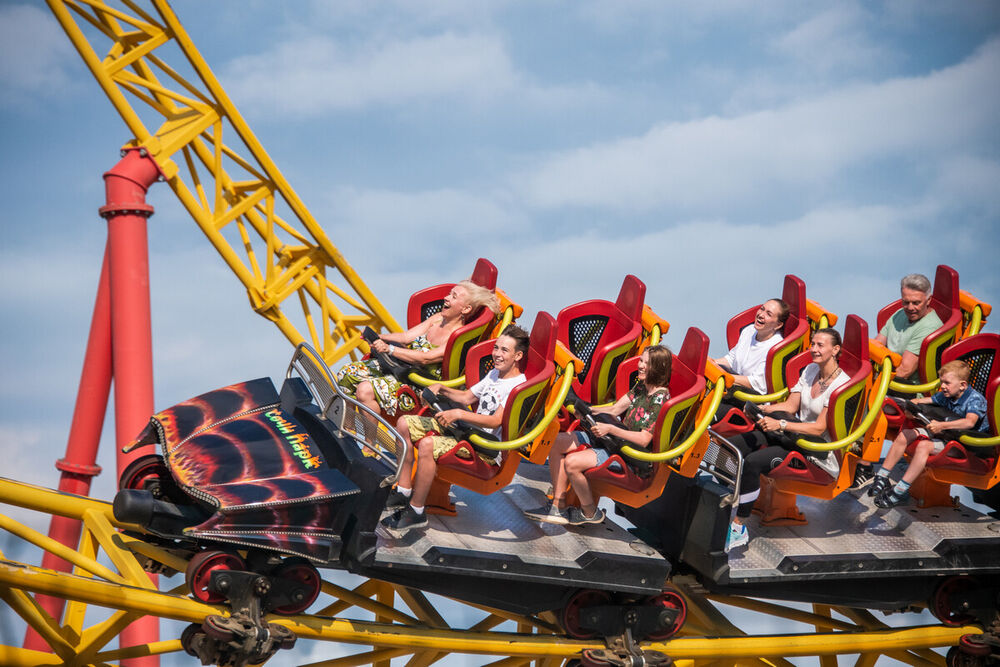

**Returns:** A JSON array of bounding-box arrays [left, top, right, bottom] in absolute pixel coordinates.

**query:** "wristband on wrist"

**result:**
[[388, 345, 396, 356], [779, 419, 787, 432]]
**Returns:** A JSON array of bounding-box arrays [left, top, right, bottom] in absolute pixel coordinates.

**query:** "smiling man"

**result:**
[[874, 274, 943, 383]]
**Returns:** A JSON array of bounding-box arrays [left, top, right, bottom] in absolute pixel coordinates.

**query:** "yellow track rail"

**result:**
[[46, 0, 401, 365], [0, 476, 977, 665]]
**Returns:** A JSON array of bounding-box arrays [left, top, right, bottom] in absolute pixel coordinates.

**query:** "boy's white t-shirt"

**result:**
[[470, 369, 525, 437]]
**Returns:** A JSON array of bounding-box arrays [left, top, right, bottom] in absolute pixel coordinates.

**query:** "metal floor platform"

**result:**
[[726, 486, 1000, 585], [370, 461, 670, 608]]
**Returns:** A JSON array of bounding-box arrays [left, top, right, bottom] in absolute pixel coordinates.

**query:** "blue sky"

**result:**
[[1, 1, 999, 662]]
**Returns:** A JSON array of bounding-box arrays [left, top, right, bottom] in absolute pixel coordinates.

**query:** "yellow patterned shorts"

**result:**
[[402, 415, 497, 463]]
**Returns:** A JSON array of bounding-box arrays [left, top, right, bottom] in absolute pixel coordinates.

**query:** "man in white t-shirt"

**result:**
[[380, 325, 529, 536]]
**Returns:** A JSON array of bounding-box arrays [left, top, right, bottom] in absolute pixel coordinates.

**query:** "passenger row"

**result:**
[[331, 259, 997, 551]]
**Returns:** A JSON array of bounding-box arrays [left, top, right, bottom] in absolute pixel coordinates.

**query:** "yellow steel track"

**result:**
[[45, 0, 401, 366], [0, 476, 976, 666]]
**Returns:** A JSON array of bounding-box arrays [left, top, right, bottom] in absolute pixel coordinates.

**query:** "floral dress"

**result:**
[[335, 335, 441, 416]]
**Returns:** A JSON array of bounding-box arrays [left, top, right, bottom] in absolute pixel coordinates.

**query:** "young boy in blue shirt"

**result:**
[[871, 360, 989, 507]]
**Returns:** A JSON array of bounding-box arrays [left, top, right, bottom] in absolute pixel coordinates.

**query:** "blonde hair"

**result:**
[[456, 279, 500, 320], [939, 360, 971, 383]]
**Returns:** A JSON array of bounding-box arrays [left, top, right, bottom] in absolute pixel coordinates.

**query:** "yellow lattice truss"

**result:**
[[0, 477, 974, 666], [46, 0, 401, 365]]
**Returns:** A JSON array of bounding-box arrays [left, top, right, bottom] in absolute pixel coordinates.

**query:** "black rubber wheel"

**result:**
[[180, 623, 202, 657], [930, 576, 978, 627], [644, 587, 687, 641], [119, 454, 170, 497], [271, 557, 322, 615], [185, 550, 246, 604], [560, 590, 612, 640]]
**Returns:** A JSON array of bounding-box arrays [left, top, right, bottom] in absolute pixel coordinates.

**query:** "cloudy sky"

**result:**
[[1, 1, 999, 662]]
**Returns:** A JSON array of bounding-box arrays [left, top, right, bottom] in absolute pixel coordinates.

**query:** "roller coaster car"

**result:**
[[579, 327, 710, 508], [879, 264, 963, 429], [556, 274, 645, 405], [902, 333, 1000, 508], [753, 314, 876, 525], [113, 344, 406, 611], [714, 275, 811, 431], [424, 311, 559, 514]]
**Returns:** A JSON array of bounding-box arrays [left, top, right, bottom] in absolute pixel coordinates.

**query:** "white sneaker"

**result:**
[[725, 522, 749, 553], [808, 452, 840, 478]]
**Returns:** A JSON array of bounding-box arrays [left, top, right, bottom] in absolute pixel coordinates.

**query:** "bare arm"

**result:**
[[590, 421, 654, 448], [761, 391, 801, 415], [927, 411, 980, 435], [894, 351, 919, 380], [757, 394, 825, 438]]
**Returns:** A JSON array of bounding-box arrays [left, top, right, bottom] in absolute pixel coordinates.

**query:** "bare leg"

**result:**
[[564, 448, 600, 515], [881, 429, 917, 472], [547, 433, 576, 508], [355, 380, 381, 415], [409, 436, 438, 509], [902, 438, 935, 484], [394, 415, 416, 491]]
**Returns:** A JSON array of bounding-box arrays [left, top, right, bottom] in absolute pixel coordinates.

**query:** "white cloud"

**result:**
[[773, 4, 889, 74], [323, 185, 529, 267], [516, 38, 1000, 213], [0, 4, 78, 106], [223, 32, 519, 115]]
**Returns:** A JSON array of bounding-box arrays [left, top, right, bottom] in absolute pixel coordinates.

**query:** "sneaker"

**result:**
[[378, 506, 428, 537], [849, 463, 874, 490], [566, 507, 606, 526], [808, 452, 840, 478], [385, 489, 410, 510], [868, 475, 891, 498], [874, 489, 910, 509], [725, 522, 749, 553], [523, 502, 570, 525]]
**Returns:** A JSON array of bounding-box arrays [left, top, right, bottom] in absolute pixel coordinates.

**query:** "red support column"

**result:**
[[25, 148, 163, 665], [24, 248, 112, 651], [102, 148, 161, 667]]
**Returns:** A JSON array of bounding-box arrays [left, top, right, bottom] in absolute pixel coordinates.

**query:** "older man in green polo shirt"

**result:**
[[874, 273, 943, 383]]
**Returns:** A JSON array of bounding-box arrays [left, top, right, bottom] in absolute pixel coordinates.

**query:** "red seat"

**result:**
[[724, 275, 811, 405], [581, 327, 710, 508], [753, 315, 874, 524], [557, 275, 645, 405], [426, 312, 560, 514], [403, 258, 501, 383], [906, 333, 1000, 507]]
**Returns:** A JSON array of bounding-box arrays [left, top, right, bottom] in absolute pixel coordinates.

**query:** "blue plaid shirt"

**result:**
[[932, 386, 989, 433]]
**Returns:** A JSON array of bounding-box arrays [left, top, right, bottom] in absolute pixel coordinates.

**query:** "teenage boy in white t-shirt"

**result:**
[[380, 325, 529, 536]]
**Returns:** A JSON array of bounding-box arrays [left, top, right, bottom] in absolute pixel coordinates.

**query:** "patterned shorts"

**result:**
[[403, 415, 497, 463]]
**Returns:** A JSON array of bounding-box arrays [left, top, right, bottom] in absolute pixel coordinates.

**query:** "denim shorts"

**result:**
[[574, 431, 624, 472]]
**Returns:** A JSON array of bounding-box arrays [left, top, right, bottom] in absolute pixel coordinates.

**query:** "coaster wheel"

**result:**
[[947, 645, 991, 667], [644, 587, 687, 641], [271, 557, 322, 615], [119, 454, 171, 497], [930, 576, 979, 627], [185, 550, 246, 604], [560, 590, 612, 640], [180, 623, 202, 657]]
